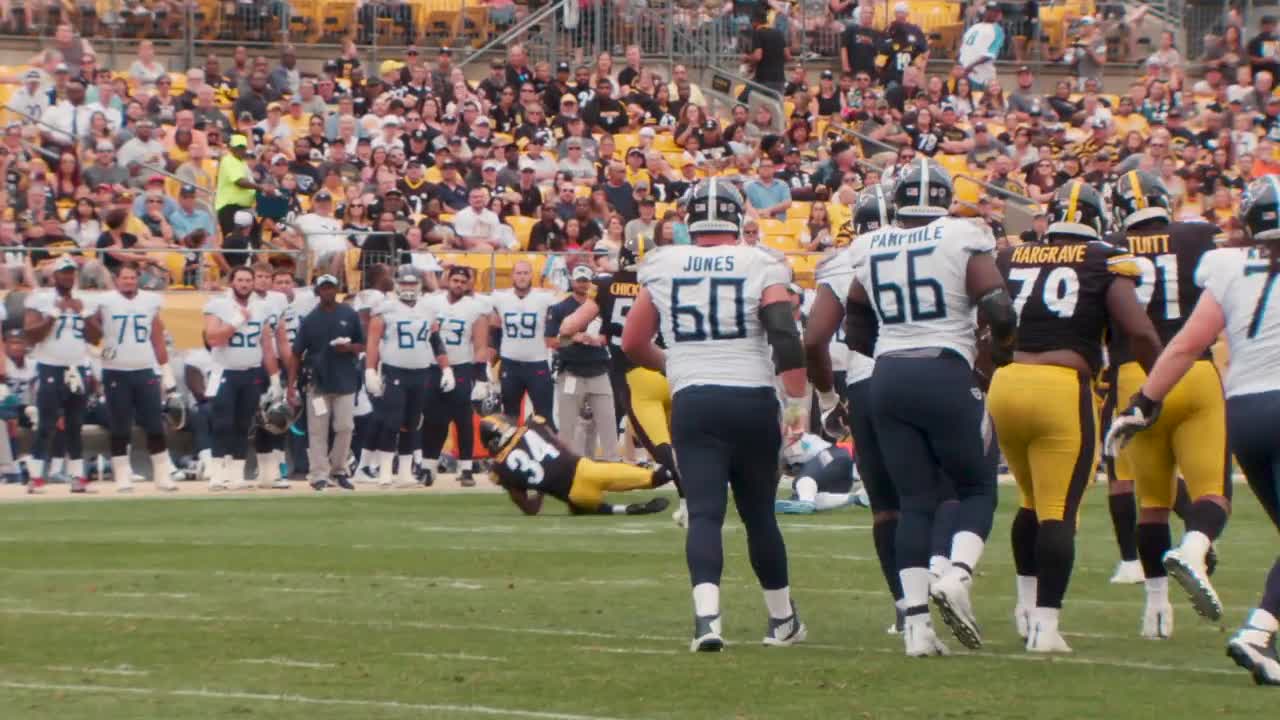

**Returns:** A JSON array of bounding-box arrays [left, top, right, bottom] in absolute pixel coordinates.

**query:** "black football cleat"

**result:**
[[626, 497, 671, 515], [459, 469, 476, 487]]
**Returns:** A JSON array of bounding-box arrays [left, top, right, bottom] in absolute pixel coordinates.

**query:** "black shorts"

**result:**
[[377, 365, 432, 431], [102, 368, 165, 436]]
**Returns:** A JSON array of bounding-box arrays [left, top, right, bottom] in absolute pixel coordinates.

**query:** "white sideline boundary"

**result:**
[[0, 606, 1243, 678], [0, 680, 633, 720], [236, 658, 337, 669], [44, 665, 149, 677], [397, 652, 508, 662]]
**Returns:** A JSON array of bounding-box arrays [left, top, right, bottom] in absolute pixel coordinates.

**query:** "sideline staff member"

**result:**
[[547, 265, 617, 459]]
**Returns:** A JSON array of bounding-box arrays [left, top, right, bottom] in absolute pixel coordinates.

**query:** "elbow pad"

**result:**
[[978, 288, 1017, 365], [844, 299, 878, 357], [760, 301, 805, 373], [429, 331, 447, 358]]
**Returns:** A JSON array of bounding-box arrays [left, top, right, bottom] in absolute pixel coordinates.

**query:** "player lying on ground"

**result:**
[[479, 413, 672, 516], [775, 432, 869, 514]]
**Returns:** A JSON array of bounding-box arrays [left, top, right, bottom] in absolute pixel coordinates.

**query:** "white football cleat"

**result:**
[[1014, 605, 1031, 641], [902, 616, 949, 657], [116, 482, 134, 494], [930, 569, 982, 649], [762, 606, 807, 647], [1110, 559, 1145, 585], [690, 614, 723, 653], [1142, 602, 1174, 640], [1164, 548, 1223, 621], [672, 499, 688, 529], [1026, 622, 1072, 653], [1227, 626, 1280, 686]]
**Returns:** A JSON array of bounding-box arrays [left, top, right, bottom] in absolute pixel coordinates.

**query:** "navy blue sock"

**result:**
[[873, 517, 904, 600]]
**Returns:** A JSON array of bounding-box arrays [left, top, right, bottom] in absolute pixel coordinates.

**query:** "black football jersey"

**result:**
[[1105, 221, 1220, 365], [490, 416, 579, 501], [590, 269, 642, 372], [998, 240, 1142, 372]]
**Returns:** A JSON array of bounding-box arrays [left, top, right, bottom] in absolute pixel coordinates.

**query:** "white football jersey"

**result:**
[[852, 217, 994, 367], [6, 357, 34, 404], [181, 348, 214, 401], [638, 244, 790, 394], [26, 289, 95, 367], [1196, 246, 1280, 397], [817, 250, 875, 384], [96, 290, 165, 371], [282, 288, 319, 346], [437, 293, 490, 365], [253, 289, 289, 330], [490, 288, 556, 363], [375, 296, 443, 370], [203, 294, 274, 370], [352, 289, 386, 314]]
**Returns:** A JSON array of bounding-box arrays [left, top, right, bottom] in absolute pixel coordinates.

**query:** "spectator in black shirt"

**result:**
[[583, 79, 628, 134], [528, 204, 565, 251], [432, 163, 470, 210], [479, 59, 509, 105], [746, 9, 789, 98], [505, 44, 534, 92], [514, 167, 543, 216], [883, 3, 927, 86], [1248, 16, 1280, 80], [842, 5, 885, 77]]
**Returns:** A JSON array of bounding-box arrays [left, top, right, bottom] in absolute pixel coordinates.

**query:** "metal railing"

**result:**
[[0, 245, 311, 292]]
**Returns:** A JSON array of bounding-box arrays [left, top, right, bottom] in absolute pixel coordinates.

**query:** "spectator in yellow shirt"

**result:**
[[1111, 96, 1150, 136], [281, 97, 311, 140]]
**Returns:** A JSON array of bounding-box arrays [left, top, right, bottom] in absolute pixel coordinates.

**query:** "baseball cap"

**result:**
[[233, 210, 255, 227], [443, 114, 458, 123], [527, 132, 546, 145], [271, 153, 289, 165], [490, 58, 505, 69], [22, 69, 40, 82], [474, 116, 491, 127], [561, 94, 578, 105], [382, 116, 403, 128], [314, 274, 339, 288], [556, 61, 570, 73], [53, 255, 78, 272], [639, 126, 656, 138], [520, 165, 535, 173], [820, 69, 834, 80], [288, 96, 302, 105], [54, 63, 69, 74], [313, 190, 332, 202], [571, 265, 594, 281], [267, 101, 283, 112], [483, 161, 502, 171], [179, 184, 197, 196], [1017, 65, 1032, 74], [379, 59, 404, 75], [894, 1, 908, 11]]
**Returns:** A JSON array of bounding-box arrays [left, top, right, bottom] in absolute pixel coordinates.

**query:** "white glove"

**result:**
[[440, 366, 456, 393], [0, 385, 10, 402], [365, 367, 384, 397], [64, 368, 84, 395], [471, 381, 490, 402], [1104, 392, 1162, 458], [329, 336, 352, 347], [159, 363, 177, 392], [24, 405, 36, 424], [227, 310, 247, 330], [817, 390, 848, 438], [268, 374, 282, 402]]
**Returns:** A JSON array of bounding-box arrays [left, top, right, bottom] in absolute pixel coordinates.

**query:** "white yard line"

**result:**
[[0, 680, 632, 720], [236, 658, 337, 669], [396, 652, 508, 662], [103, 592, 194, 600], [573, 646, 680, 656], [0, 606, 1244, 678], [44, 665, 149, 677], [258, 587, 342, 595]]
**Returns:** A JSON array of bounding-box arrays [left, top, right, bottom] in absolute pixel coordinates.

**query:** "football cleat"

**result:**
[[459, 469, 476, 488], [1110, 559, 1145, 585], [930, 570, 982, 650], [887, 604, 906, 635], [774, 499, 817, 514], [672, 499, 689, 529], [333, 473, 354, 491], [271, 478, 290, 489], [762, 606, 807, 647], [1206, 543, 1219, 577], [625, 497, 670, 515], [902, 616, 949, 657], [1227, 626, 1280, 686], [1026, 622, 1072, 653], [1014, 605, 1031, 641], [70, 478, 95, 494], [357, 465, 379, 483], [1142, 602, 1174, 640], [26, 478, 45, 495], [116, 482, 134, 494], [1164, 548, 1223, 621], [309, 478, 328, 492], [690, 614, 724, 652], [418, 466, 435, 487]]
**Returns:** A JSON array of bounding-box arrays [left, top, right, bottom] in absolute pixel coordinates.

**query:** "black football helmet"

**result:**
[[620, 229, 655, 269], [1046, 179, 1108, 241], [853, 185, 895, 233], [1111, 170, 1172, 230], [395, 264, 422, 303], [686, 177, 745, 238], [892, 157, 953, 219], [257, 393, 297, 435], [162, 390, 187, 431], [1241, 175, 1280, 243], [472, 384, 502, 416], [479, 414, 519, 455]]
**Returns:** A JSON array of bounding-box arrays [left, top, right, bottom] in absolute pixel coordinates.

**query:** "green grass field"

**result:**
[[0, 485, 1274, 719]]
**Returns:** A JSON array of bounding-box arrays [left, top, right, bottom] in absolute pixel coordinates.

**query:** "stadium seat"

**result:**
[[757, 218, 785, 237], [163, 252, 189, 288], [764, 234, 800, 252], [787, 202, 811, 220], [344, 248, 362, 291], [321, 1, 356, 40], [936, 154, 970, 178], [508, 215, 536, 249]]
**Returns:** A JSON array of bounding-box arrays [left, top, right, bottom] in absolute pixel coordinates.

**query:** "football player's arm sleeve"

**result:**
[[760, 299, 804, 374], [844, 278, 878, 358], [977, 288, 1016, 358], [489, 323, 502, 354], [428, 327, 447, 359]]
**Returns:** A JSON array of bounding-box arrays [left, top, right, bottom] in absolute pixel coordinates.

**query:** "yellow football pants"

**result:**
[[566, 458, 656, 509], [624, 367, 673, 453], [989, 363, 1098, 523]]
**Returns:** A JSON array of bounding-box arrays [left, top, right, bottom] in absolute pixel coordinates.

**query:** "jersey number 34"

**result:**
[[504, 430, 560, 486]]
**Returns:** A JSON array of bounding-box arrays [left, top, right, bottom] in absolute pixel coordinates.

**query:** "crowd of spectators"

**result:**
[[0, 6, 1274, 294]]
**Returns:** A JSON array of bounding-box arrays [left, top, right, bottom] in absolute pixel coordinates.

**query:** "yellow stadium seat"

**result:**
[[789, 253, 820, 286], [764, 234, 800, 252], [508, 215, 537, 250], [614, 133, 639, 157], [757, 218, 785, 237], [782, 218, 807, 238], [787, 201, 811, 220], [344, 248, 362, 291], [936, 154, 970, 178], [829, 203, 851, 232], [321, 1, 356, 40], [158, 292, 213, 349], [163, 252, 189, 288], [954, 176, 982, 214], [652, 134, 679, 153]]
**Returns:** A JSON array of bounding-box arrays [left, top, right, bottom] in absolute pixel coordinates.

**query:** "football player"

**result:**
[[274, 267, 317, 480], [351, 265, 393, 480], [250, 262, 292, 489], [845, 159, 1014, 656], [202, 266, 283, 490], [556, 233, 686, 525], [23, 256, 95, 494], [1102, 170, 1231, 638], [489, 259, 557, 422], [1107, 176, 1280, 685], [803, 187, 910, 630], [85, 262, 179, 493], [990, 180, 1161, 652], [364, 266, 449, 488], [622, 178, 809, 652], [421, 266, 488, 486], [774, 432, 868, 513], [480, 414, 671, 515]]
